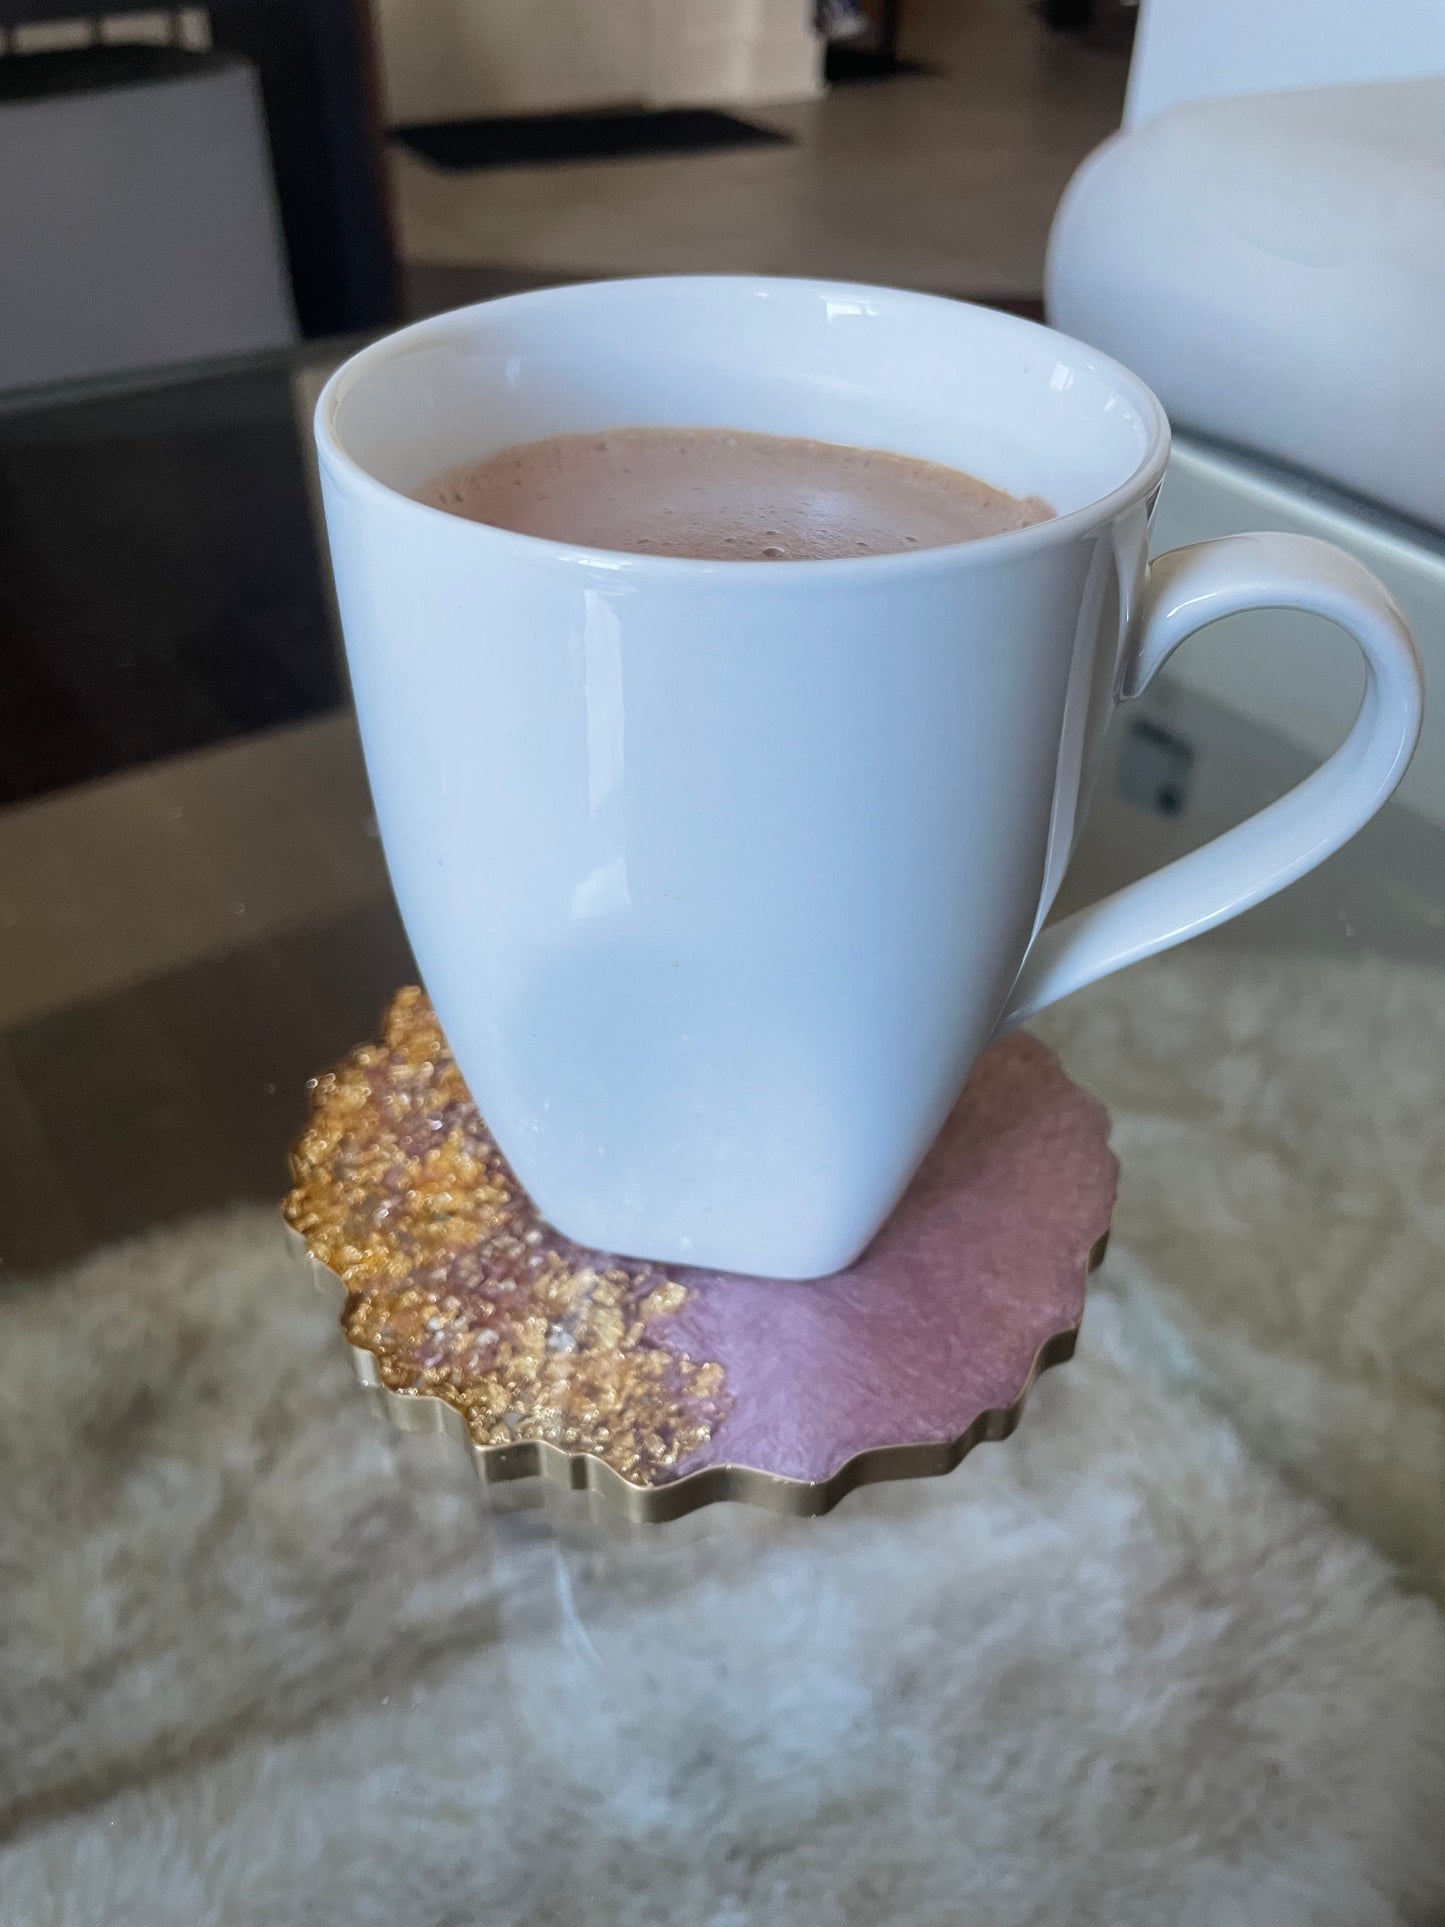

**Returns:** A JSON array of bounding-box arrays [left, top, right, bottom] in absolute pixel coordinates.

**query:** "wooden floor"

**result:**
[[389, 0, 1128, 301]]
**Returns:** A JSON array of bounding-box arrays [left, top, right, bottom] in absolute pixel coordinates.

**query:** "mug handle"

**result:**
[[1001, 531, 1425, 1029]]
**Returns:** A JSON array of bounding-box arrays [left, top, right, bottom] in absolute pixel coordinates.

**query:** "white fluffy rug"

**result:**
[[1, 947, 1443, 1926]]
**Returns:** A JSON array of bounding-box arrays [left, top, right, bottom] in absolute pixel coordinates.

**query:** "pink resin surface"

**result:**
[[666, 1031, 1116, 1485]]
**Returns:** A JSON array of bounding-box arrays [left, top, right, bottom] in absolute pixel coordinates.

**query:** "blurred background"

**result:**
[[2, 12, 1444, 1914], [0, 0, 1133, 368]]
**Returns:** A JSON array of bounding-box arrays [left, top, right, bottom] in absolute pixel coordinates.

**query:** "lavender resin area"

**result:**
[[286, 988, 1116, 1509]]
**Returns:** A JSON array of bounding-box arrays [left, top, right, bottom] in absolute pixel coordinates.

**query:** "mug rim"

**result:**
[[316, 274, 1172, 583]]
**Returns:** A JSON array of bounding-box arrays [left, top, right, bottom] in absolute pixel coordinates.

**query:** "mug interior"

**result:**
[[320, 276, 1167, 533]]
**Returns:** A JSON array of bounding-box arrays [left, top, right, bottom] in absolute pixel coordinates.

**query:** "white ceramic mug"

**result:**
[[316, 277, 1423, 1279]]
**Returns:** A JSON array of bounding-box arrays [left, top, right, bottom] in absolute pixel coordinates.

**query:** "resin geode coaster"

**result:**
[[284, 988, 1116, 1522]]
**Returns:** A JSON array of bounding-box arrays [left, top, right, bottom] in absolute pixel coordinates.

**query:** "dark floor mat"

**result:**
[[824, 47, 937, 83], [395, 107, 792, 172]]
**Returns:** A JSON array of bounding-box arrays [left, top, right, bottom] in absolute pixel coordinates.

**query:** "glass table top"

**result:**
[[0, 338, 1440, 1921]]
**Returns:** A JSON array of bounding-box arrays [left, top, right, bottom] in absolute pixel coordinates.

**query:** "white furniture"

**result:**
[[1048, 0, 1445, 825], [1125, 0, 1445, 125], [0, 45, 295, 392], [1049, 78, 1445, 536]]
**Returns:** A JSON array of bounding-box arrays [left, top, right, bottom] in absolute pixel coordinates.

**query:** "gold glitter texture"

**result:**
[[284, 987, 729, 1485]]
